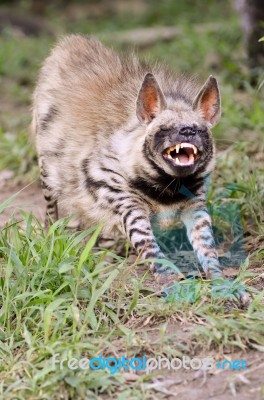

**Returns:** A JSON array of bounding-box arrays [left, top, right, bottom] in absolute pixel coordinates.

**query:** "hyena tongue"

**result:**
[[177, 154, 189, 164]]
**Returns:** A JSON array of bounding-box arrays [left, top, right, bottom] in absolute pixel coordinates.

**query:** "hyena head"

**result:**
[[136, 73, 221, 177]]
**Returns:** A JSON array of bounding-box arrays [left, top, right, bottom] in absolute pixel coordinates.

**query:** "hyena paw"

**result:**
[[154, 272, 181, 286], [211, 277, 251, 309], [149, 259, 180, 275], [150, 257, 183, 293], [239, 291, 251, 308], [231, 286, 251, 309]]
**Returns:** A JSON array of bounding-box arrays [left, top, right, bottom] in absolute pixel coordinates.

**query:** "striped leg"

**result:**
[[181, 206, 223, 279], [181, 205, 251, 306], [119, 203, 175, 274], [39, 159, 58, 227]]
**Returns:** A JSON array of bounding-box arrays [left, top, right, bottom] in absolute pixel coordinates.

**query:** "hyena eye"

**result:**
[[160, 126, 170, 131]]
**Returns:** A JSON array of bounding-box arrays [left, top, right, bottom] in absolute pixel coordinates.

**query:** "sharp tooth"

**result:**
[[176, 144, 180, 153], [193, 146, 197, 155], [189, 154, 194, 163], [180, 143, 191, 148], [167, 153, 172, 159], [176, 157, 180, 165]]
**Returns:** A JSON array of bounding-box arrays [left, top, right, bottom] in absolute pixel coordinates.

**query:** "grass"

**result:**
[[0, 0, 264, 398], [0, 209, 264, 399], [0, 129, 38, 182]]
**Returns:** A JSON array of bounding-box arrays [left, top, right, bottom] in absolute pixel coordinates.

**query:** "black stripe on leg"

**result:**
[[144, 250, 155, 259], [47, 203, 56, 210], [134, 238, 152, 250], [44, 194, 52, 201], [40, 170, 48, 178], [123, 209, 134, 226], [193, 220, 211, 232], [128, 227, 149, 238], [129, 216, 146, 225]]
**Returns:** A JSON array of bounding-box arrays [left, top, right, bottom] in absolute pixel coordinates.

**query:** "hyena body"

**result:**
[[32, 34, 223, 281]]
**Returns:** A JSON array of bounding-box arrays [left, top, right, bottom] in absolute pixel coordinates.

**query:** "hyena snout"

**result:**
[[179, 126, 198, 136]]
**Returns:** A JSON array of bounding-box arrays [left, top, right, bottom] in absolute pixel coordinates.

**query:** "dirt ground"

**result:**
[[0, 180, 44, 226]]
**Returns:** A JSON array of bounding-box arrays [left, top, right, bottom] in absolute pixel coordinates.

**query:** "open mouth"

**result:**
[[163, 143, 199, 166]]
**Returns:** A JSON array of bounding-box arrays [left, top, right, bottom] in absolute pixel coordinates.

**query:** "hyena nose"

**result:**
[[179, 126, 196, 136]]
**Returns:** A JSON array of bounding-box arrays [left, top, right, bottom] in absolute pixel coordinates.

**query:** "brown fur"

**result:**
[[32, 34, 224, 283]]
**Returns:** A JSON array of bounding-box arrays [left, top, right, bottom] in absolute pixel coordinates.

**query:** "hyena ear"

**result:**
[[136, 73, 167, 123], [193, 75, 221, 127]]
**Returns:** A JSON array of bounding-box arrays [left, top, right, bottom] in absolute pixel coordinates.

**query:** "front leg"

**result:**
[[180, 204, 250, 307], [181, 205, 223, 279], [118, 201, 177, 275]]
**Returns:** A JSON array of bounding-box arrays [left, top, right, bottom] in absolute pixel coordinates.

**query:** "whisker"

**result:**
[[159, 177, 179, 196]]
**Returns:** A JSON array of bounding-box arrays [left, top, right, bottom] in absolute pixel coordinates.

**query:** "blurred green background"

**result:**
[[0, 0, 263, 181]]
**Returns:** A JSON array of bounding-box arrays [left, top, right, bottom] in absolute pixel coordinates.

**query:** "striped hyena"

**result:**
[[32, 34, 248, 301]]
